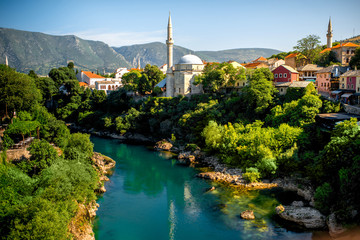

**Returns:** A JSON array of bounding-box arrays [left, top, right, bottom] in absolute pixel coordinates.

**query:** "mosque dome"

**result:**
[[178, 54, 203, 65]]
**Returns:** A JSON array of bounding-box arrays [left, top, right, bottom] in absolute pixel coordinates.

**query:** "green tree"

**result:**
[[122, 70, 142, 91], [349, 47, 360, 69], [142, 64, 165, 89], [5, 120, 40, 143], [17, 139, 58, 176], [242, 68, 277, 116], [63, 133, 93, 162], [35, 77, 57, 102], [195, 62, 246, 93], [0, 65, 42, 117], [294, 35, 321, 63]]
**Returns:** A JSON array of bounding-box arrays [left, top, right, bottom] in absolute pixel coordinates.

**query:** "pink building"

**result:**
[[315, 65, 345, 95], [272, 65, 299, 83]]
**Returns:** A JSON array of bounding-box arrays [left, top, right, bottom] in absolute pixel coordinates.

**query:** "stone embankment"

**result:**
[[69, 152, 116, 240]]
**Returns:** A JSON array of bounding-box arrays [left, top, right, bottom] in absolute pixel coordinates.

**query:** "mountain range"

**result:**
[[0, 28, 281, 75]]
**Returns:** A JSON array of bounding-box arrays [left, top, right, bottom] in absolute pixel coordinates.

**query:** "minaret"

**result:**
[[5, 55, 8, 66], [327, 17, 333, 48], [138, 58, 141, 70], [166, 12, 174, 70], [166, 12, 174, 97]]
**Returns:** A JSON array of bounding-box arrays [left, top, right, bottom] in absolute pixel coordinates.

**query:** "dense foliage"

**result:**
[[0, 65, 99, 239], [1, 48, 359, 238]]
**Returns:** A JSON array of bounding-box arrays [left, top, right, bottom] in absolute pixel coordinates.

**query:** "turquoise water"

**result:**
[[92, 137, 316, 240]]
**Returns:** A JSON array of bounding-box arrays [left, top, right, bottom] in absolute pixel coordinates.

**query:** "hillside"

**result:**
[[114, 42, 281, 67], [0, 28, 131, 75], [0, 28, 281, 75]]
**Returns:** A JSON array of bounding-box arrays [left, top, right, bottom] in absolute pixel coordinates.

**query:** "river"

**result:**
[[92, 136, 325, 240]]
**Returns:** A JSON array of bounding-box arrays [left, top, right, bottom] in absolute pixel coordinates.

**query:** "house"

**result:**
[[267, 58, 285, 70], [159, 64, 168, 74], [284, 53, 309, 69], [275, 81, 313, 95], [114, 68, 129, 79], [315, 65, 347, 95], [320, 42, 360, 66], [252, 56, 268, 63], [79, 82, 89, 88], [228, 60, 245, 69], [297, 64, 324, 82], [76, 71, 105, 88], [339, 70, 360, 104], [95, 79, 122, 94], [272, 65, 299, 83]]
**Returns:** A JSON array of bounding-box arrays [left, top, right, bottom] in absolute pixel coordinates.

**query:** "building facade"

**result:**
[[272, 65, 299, 83], [316, 65, 346, 94], [165, 13, 204, 97]]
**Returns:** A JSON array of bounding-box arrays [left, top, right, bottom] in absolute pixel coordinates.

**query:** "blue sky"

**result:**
[[1, 0, 359, 52]]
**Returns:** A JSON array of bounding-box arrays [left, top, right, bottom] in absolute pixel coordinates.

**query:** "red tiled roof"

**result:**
[[253, 56, 267, 62], [332, 42, 360, 49], [285, 53, 299, 59], [320, 48, 332, 54], [244, 62, 263, 68], [79, 82, 88, 86], [82, 71, 103, 78]]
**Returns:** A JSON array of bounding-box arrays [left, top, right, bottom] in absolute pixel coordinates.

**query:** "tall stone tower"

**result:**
[[327, 17, 333, 49], [5, 55, 8, 66], [166, 12, 174, 97]]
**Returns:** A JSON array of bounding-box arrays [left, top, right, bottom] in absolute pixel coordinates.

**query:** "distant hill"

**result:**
[[338, 35, 360, 45], [0, 28, 281, 75], [114, 42, 281, 67], [0, 28, 131, 75]]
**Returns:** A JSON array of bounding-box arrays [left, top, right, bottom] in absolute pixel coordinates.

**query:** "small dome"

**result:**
[[178, 54, 203, 65]]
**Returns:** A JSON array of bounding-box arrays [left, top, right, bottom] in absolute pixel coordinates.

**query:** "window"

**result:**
[[284, 73, 287, 78], [347, 50, 350, 54], [321, 83, 323, 87], [279, 73, 282, 78], [346, 58, 349, 63], [100, 85, 106, 90], [275, 74, 278, 78], [352, 84, 354, 89], [280, 88, 283, 92]]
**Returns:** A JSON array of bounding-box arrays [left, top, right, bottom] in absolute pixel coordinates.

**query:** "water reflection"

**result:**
[[92, 137, 315, 240]]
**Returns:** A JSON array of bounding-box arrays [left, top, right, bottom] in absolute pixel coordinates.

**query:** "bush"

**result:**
[[63, 133, 93, 162], [243, 167, 261, 183], [314, 182, 333, 214]]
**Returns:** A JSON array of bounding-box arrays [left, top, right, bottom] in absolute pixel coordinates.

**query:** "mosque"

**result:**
[[162, 13, 205, 97]]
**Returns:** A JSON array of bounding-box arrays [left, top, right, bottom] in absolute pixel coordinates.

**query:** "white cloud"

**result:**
[[60, 29, 166, 47]]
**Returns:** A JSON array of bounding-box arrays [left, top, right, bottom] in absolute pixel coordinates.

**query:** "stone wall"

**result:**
[[343, 104, 360, 115]]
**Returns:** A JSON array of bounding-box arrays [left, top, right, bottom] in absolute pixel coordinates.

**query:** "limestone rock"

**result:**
[[277, 205, 326, 229], [241, 210, 255, 220], [178, 151, 196, 164], [291, 201, 304, 207], [154, 139, 173, 151], [327, 213, 347, 238]]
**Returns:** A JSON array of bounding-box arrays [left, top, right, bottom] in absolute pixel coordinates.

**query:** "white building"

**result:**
[[95, 79, 122, 94], [114, 68, 129, 79], [76, 71, 105, 87], [165, 13, 204, 97]]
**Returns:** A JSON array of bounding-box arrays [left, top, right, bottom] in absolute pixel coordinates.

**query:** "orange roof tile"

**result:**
[[253, 56, 267, 62], [82, 71, 104, 78], [332, 42, 360, 49], [320, 48, 332, 54], [244, 62, 263, 68], [285, 53, 299, 59], [79, 82, 88, 86]]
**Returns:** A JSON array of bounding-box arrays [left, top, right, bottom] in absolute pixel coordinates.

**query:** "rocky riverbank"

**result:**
[[153, 139, 356, 237], [69, 152, 116, 240]]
